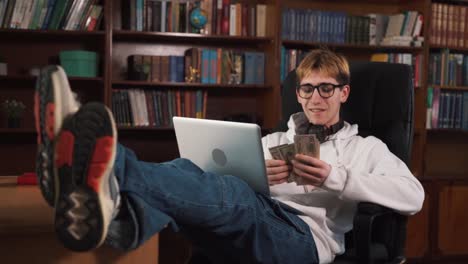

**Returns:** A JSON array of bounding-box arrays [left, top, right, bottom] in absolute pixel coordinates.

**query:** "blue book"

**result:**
[[341, 12, 347, 44], [169, 56, 178, 82], [201, 49, 210, 84], [442, 92, 449, 128], [289, 9, 296, 40], [318, 11, 324, 43], [462, 92, 468, 130], [281, 9, 288, 39], [196, 90, 202, 118], [299, 10, 305, 41], [243, 52, 256, 84], [456, 92, 463, 129], [463, 56, 468, 86], [41, 0, 57, 29], [176, 56, 185, 82], [209, 49, 217, 84], [254, 52, 265, 85], [136, 0, 143, 31]]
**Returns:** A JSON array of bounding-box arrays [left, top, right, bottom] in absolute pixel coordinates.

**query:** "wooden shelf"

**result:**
[[0, 29, 105, 40], [0, 75, 104, 89], [430, 45, 468, 53], [113, 30, 273, 46], [427, 128, 468, 134], [423, 174, 468, 181], [112, 80, 271, 90], [282, 40, 424, 52], [0, 75, 37, 81], [430, 85, 468, 91], [0, 75, 103, 81], [0, 128, 36, 134]]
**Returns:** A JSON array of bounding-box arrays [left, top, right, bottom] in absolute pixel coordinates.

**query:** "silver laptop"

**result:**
[[173, 117, 270, 196]]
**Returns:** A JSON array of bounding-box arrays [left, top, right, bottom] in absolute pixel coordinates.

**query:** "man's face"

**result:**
[[297, 71, 350, 127]]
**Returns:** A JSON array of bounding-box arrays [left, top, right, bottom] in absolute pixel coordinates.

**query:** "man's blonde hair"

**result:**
[[296, 49, 350, 85]]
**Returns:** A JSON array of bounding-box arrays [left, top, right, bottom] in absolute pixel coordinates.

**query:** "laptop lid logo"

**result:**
[[212, 148, 227, 167]]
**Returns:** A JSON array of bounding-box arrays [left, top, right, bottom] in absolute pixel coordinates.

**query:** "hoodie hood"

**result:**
[[285, 112, 358, 143]]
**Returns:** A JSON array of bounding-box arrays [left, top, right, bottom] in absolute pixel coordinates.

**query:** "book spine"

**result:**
[[209, 49, 217, 84], [201, 49, 210, 84], [462, 92, 468, 130]]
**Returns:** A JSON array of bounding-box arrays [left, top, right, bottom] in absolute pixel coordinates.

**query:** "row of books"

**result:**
[[430, 3, 468, 48], [0, 0, 103, 31], [122, 0, 267, 37], [427, 88, 468, 130], [280, 48, 307, 82], [111, 89, 207, 128], [280, 48, 423, 87], [370, 53, 423, 87], [128, 48, 265, 85], [428, 50, 468, 87], [281, 9, 423, 47]]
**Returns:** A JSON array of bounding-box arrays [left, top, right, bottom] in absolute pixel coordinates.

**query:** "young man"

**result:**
[[34, 49, 424, 264]]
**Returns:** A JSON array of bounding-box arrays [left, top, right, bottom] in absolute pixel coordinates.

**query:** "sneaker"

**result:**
[[35, 65, 80, 207], [54, 102, 120, 251]]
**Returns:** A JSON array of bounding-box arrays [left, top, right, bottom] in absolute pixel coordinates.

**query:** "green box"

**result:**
[[59, 50, 99, 77]]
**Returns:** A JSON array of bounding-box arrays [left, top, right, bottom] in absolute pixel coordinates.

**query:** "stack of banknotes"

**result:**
[[269, 134, 320, 183]]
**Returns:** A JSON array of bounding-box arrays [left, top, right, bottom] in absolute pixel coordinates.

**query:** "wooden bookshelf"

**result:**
[[0, 29, 106, 42], [1, 0, 468, 263]]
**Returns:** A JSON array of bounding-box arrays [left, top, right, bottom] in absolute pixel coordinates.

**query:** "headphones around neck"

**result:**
[[305, 119, 345, 143]]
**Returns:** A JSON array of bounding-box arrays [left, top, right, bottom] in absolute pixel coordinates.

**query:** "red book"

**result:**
[[241, 4, 248, 36], [221, 0, 230, 35], [216, 0, 223, 35]]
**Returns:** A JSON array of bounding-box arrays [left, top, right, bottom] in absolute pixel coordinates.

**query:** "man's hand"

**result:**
[[265, 159, 291, 186], [292, 154, 331, 187]]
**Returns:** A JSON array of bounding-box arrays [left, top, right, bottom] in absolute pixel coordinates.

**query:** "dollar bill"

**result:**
[[294, 134, 320, 159], [277, 144, 297, 182], [293, 134, 320, 185], [268, 143, 287, 160]]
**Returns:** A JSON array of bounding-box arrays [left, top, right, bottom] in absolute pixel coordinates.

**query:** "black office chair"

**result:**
[[277, 61, 414, 264]]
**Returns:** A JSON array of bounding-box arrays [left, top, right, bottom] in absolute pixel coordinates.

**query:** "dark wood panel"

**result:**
[[406, 183, 430, 258], [0, 184, 159, 263], [118, 132, 180, 163], [411, 134, 425, 177], [425, 134, 468, 179], [438, 184, 468, 255]]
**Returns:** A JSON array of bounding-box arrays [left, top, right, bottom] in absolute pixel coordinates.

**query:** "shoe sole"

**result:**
[[35, 66, 64, 207], [54, 103, 117, 251]]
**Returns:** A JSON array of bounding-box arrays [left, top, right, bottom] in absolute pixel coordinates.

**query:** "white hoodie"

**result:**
[[261, 113, 425, 264]]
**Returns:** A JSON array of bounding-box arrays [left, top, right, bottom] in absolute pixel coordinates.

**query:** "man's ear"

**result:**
[[296, 89, 301, 103], [340, 85, 350, 103]]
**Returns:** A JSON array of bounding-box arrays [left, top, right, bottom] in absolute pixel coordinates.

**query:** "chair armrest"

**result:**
[[353, 202, 408, 264]]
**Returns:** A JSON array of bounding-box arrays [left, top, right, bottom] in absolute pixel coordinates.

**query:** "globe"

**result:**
[[189, 7, 208, 29]]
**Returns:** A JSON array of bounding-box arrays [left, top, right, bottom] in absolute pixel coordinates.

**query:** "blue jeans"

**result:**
[[105, 144, 319, 264]]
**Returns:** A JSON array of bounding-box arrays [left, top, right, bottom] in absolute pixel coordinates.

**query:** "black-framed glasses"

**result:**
[[296, 83, 346, 99]]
